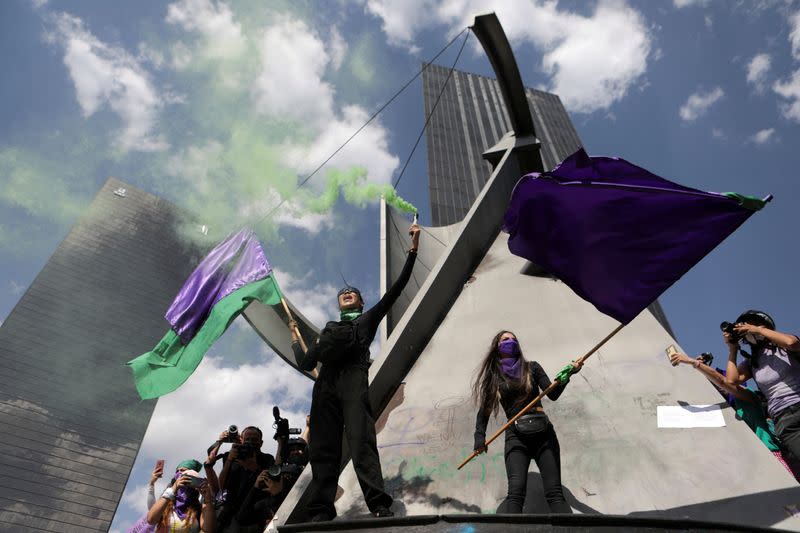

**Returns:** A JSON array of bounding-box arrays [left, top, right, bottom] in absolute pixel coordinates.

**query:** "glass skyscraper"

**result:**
[[0, 179, 201, 532]]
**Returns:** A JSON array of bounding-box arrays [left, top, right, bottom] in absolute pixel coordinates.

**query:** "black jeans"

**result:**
[[775, 403, 800, 465], [499, 423, 572, 514], [306, 364, 392, 518]]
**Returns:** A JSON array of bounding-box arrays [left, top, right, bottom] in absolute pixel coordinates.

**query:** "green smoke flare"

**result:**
[[308, 167, 417, 214]]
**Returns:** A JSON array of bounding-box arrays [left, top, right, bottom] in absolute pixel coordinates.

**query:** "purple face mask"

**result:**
[[498, 338, 520, 357]]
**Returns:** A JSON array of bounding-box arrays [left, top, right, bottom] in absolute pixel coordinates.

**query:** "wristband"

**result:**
[[203, 461, 214, 469], [161, 487, 176, 501]]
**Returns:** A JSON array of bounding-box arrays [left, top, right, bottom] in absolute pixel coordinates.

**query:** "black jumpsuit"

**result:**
[[292, 250, 417, 519], [474, 361, 572, 514]]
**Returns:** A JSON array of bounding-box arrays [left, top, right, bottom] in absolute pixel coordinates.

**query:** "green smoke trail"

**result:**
[[308, 167, 417, 214]]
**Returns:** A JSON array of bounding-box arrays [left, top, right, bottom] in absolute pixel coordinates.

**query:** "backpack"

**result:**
[[316, 320, 364, 364]]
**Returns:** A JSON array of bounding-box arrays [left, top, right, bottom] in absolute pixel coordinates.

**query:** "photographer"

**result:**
[[207, 426, 275, 531], [671, 350, 800, 480], [272, 407, 309, 495], [723, 310, 800, 462], [235, 467, 292, 532]]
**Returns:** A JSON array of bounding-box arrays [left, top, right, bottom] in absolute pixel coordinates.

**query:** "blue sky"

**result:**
[[1, 0, 799, 530]]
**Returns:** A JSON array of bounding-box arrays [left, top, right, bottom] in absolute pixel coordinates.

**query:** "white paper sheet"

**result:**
[[657, 404, 726, 428]]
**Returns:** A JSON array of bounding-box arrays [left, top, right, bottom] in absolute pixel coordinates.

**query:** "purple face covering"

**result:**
[[498, 338, 522, 380], [170, 472, 200, 520], [498, 339, 520, 356], [499, 356, 522, 380]]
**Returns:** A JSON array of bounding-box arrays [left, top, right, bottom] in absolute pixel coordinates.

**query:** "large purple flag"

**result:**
[[503, 148, 768, 324], [166, 228, 272, 343]]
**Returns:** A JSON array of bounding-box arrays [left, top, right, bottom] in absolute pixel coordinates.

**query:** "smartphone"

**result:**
[[186, 475, 205, 489], [155, 459, 165, 473], [665, 344, 679, 366]]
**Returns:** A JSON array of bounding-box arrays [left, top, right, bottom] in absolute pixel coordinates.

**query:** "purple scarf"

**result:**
[[499, 356, 522, 380], [169, 475, 200, 520]]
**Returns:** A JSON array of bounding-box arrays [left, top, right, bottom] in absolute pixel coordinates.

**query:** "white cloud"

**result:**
[[283, 105, 399, 184], [274, 200, 336, 235], [166, 0, 246, 60], [8, 280, 25, 296], [704, 15, 713, 29], [252, 17, 334, 126], [49, 13, 168, 151], [746, 53, 771, 93], [274, 269, 339, 328], [749, 128, 776, 144], [166, 140, 225, 196], [711, 127, 726, 140], [139, 353, 313, 463], [330, 26, 348, 71], [673, 0, 710, 7], [137, 42, 166, 69], [365, 0, 652, 113], [170, 41, 193, 69], [773, 69, 800, 122], [679, 86, 724, 121], [790, 11, 800, 60], [254, 17, 400, 183], [120, 482, 149, 514]]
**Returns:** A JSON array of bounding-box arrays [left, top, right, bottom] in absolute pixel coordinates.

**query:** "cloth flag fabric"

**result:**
[[127, 229, 281, 399], [503, 148, 768, 324]]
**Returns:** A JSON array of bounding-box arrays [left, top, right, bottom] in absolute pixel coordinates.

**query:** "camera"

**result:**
[[232, 442, 255, 459], [698, 352, 713, 366], [273, 406, 301, 440], [268, 463, 303, 481], [223, 425, 239, 443], [720, 321, 743, 343]]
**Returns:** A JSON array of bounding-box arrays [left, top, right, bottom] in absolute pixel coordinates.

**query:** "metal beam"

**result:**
[[470, 13, 536, 138]]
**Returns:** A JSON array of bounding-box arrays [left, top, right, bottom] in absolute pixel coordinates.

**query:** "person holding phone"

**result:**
[[145, 460, 216, 532], [146, 460, 165, 510]]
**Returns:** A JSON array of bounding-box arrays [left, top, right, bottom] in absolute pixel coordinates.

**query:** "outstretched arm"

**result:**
[[670, 352, 755, 403], [359, 225, 420, 331]]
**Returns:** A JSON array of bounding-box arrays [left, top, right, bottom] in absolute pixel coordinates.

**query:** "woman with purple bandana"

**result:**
[[471, 331, 581, 514], [144, 459, 216, 532]]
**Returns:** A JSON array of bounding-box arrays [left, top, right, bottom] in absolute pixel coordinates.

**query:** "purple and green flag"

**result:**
[[127, 228, 282, 399], [503, 148, 769, 325]]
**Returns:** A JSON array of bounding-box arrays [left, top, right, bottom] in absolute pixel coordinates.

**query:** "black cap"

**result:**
[[736, 310, 775, 330]]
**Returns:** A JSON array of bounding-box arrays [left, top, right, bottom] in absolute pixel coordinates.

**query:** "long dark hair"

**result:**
[[471, 330, 532, 417]]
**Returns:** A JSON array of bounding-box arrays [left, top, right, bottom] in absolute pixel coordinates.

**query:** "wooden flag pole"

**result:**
[[280, 297, 308, 352], [457, 322, 626, 470], [280, 297, 319, 378]]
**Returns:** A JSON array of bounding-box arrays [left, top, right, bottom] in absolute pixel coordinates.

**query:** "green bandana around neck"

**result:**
[[340, 309, 362, 322]]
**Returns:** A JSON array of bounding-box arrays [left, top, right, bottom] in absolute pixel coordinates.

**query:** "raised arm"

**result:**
[[723, 331, 752, 386], [358, 225, 420, 336], [734, 323, 800, 352], [670, 352, 755, 403]]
